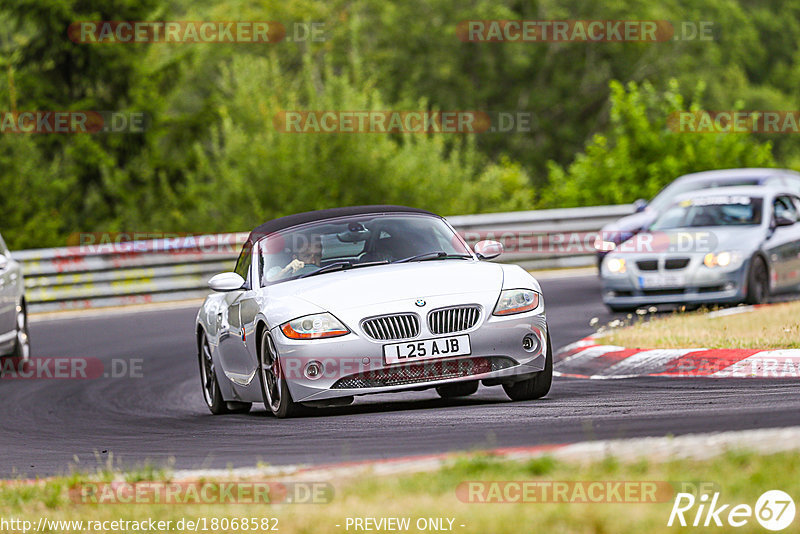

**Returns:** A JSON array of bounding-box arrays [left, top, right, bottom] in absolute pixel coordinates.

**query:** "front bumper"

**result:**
[[271, 307, 548, 403], [601, 257, 749, 307]]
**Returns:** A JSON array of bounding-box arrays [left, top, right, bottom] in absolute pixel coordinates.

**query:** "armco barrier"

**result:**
[[9, 205, 633, 312]]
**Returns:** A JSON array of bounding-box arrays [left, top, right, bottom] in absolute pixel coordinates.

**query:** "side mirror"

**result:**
[[473, 240, 503, 260], [208, 272, 245, 292], [775, 216, 795, 228], [633, 199, 648, 213], [0, 255, 8, 272]]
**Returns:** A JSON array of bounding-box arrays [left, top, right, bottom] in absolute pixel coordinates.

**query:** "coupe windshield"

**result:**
[[651, 195, 763, 230], [648, 178, 761, 211], [256, 214, 471, 285]]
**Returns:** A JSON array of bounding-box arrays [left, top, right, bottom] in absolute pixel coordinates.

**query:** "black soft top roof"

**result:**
[[247, 205, 438, 242]]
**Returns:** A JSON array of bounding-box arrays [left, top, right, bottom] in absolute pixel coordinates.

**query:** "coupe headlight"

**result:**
[[493, 289, 541, 316], [606, 257, 626, 274], [280, 313, 350, 339], [703, 251, 743, 269]]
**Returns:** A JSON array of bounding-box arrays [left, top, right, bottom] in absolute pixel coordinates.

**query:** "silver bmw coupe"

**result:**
[[195, 206, 551, 417], [601, 186, 800, 311]]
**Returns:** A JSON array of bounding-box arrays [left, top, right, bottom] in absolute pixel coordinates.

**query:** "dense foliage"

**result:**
[[1, 0, 797, 248]]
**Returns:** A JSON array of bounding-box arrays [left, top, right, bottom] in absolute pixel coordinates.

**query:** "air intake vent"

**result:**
[[636, 260, 659, 271], [331, 356, 517, 389], [362, 313, 420, 341], [665, 258, 690, 270], [427, 305, 481, 335]]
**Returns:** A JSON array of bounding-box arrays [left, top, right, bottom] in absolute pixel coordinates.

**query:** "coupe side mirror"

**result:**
[[775, 216, 795, 228], [208, 272, 245, 292], [473, 240, 503, 260], [633, 199, 648, 213]]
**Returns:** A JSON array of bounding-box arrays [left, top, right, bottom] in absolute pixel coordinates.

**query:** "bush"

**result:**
[[541, 79, 776, 208]]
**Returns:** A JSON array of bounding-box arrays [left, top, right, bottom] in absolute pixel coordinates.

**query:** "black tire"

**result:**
[[503, 332, 553, 401], [258, 329, 304, 418], [436, 380, 479, 399], [11, 302, 30, 361], [745, 256, 768, 305], [198, 332, 246, 414]]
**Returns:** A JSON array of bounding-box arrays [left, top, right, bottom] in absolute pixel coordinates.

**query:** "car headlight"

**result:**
[[606, 257, 626, 274], [703, 251, 743, 269], [280, 313, 350, 339], [593, 236, 617, 252], [493, 289, 541, 316]]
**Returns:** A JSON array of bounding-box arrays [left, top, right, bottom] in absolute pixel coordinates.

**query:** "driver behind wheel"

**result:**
[[266, 235, 322, 281]]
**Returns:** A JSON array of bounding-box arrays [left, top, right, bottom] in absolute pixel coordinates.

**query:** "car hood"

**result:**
[[265, 260, 505, 313]]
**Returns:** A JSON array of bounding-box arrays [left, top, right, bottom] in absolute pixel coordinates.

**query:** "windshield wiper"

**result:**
[[298, 260, 390, 279], [393, 251, 472, 263], [298, 261, 352, 278]]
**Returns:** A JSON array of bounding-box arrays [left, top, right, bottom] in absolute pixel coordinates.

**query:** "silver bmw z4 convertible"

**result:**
[[195, 205, 551, 417]]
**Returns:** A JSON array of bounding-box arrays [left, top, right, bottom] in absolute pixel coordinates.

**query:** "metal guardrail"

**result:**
[[10, 205, 634, 312]]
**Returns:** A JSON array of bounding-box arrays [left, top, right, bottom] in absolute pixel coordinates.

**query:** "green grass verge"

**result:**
[[595, 300, 800, 350], [1, 450, 798, 533]]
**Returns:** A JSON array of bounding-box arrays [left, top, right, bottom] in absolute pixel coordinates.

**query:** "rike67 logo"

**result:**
[[668, 490, 795, 531]]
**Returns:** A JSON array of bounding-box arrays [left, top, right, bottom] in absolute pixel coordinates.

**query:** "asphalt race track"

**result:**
[[1, 273, 799, 477]]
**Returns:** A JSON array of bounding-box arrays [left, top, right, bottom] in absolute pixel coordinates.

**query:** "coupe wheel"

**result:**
[[258, 329, 303, 418], [11, 303, 30, 361], [198, 332, 251, 414], [745, 256, 768, 305], [503, 332, 553, 401], [436, 380, 479, 398]]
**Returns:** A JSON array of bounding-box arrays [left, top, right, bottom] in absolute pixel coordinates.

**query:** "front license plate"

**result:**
[[383, 335, 471, 365], [638, 273, 685, 288]]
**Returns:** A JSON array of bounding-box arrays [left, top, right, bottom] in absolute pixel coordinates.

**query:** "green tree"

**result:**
[[541, 79, 775, 208]]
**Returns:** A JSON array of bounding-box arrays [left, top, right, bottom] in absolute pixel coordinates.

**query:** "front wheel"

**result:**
[[503, 332, 553, 401], [198, 332, 251, 415], [745, 256, 768, 305], [259, 329, 304, 418]]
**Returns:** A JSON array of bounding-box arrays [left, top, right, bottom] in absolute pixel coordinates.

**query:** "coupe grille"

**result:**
[[361, 313, 420, 341], [665, 258, 690, 270], [636, 259, 659, 271], [331, 356, 517, 389], [427, 305, 481, 335]]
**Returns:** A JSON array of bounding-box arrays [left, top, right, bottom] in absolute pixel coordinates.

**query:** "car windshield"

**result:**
[[256, 213, 472, 285], [649, 178, 761, 211], [651, 195, 763, 230]]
